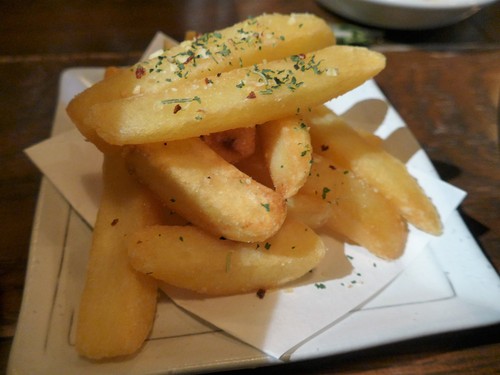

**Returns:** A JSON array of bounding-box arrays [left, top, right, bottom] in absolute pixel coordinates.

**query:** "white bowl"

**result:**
[[317, 0, 498, 30]]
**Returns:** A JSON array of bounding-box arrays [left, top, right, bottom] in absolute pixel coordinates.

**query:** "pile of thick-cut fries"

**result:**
[[67, 13, 442, 360]]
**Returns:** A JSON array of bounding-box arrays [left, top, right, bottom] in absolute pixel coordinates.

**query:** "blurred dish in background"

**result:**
[[317, 0, 498, 30]]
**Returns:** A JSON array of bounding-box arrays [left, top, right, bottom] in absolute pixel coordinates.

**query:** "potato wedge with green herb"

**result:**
[[300, 154, 408, 259], [306, 106, 442, 235], [258, 116, 312, 198], [124, 137, 286, 243], [76, 154, 164, 359], [87, 45, 385, 145], [127, 217, 325, 296], [67, 13, 335, 149]]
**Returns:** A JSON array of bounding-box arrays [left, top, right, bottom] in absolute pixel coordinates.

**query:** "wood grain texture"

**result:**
[[1, 0, 499, 373], [375, 50, 500, 262]]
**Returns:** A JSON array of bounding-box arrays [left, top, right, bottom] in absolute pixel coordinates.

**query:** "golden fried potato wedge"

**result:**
[[202, 126, 256, 164], [103, 66, 123, 79], [306, 106, 442, 235], [300, 155, 408, 259], [258, 116, 312, 198], [124, 137, 286, 242], [234, 139, 274, 189], [67, 13, 334, 148], [87, 46, 385, 145], [357, 128, 384, 147], [76, 154, 164, 359], [286, 193, 332, 230], [127, 217, 326, 296]]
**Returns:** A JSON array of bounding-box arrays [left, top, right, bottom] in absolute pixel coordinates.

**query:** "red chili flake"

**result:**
[[321, 144, 329, 151], [135, 65, 146, 79], [173, 104, 182, 114], [298, 53, 306, 59], [329, 164, 336, 170], [111, 218, 119, 226], [205, 77, 213, 85], [247, 91, 256, 99], [185, 55, 194, 64], [256, 289, 266, 299]]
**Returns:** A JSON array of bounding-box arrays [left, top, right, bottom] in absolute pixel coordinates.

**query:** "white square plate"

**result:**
[[8, 68, 500, 374]]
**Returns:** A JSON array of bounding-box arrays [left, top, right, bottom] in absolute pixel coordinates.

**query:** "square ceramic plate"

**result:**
[[8, 68, 500, 374]]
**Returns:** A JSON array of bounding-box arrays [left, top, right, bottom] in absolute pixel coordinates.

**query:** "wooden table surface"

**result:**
[[1, 1, 499, 373]]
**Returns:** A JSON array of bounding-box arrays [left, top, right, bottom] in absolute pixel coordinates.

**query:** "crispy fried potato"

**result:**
[[300, 154, 408, 259], [76, 154, 165, 359], [75, 68, 124, 153], [124, 137, 286, 242], [67, 13, 335, 148], [258, 116, 312, 198], [306, 106, 442, 235], [202, 126, 256, 164], [234, 139, 275, 189], [127, 217, 326, 296], [103, 66, 123, 79], [357, 128, 384, 147], [286, 193, 332, 230], [87, 46, 385, 145]]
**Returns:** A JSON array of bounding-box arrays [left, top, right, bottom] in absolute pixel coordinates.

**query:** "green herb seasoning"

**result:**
[[290, 53, 324, 75], [247, 64, 305, 96], [322, 187, 331, 200], [161, 96, 201, 105], [300, 143, 311, 157]]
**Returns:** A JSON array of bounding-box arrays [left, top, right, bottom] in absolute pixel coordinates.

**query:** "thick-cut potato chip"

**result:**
[[300, 154, 408, 259], [76, 154, 164, 359], [67, 13, 335, 148], [357, 128, 384, 147], [234, 139, 274, 189], [103, 66, 123, 79], [87, 46, 385, 145], [202, 126, 256, 164], [258, 116, 312, 198], [124, 137, 286, 243], [127, 217, 326, 296], [286, 193, 332, 230], [306, 106, 442, 235]]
